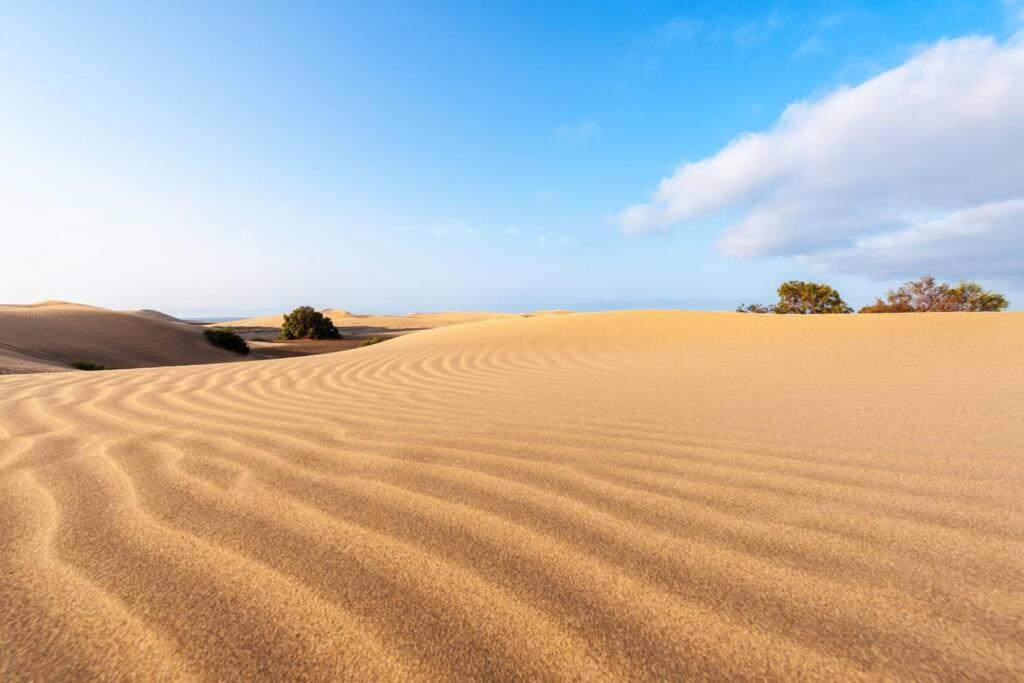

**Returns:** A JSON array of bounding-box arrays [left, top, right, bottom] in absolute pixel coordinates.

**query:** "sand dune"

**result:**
[[132, 309, 189, 324], [0, 301, 241, 374], [220, 308, 552, 334], [1, 310, 1023, 679]]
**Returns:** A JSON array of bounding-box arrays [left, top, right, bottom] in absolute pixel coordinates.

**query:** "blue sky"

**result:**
[[2, 1, 1022, 315]]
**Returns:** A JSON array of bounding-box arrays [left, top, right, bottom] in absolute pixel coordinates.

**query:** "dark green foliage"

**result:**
[[860, 276, 1009, 313], [204, 327, 250, 355], [70, 360, 107, 371], [737, 281, 853, 314], [359, 336, 385, 347], [280, 306, 340, 340], [735, 303, 774, 314]]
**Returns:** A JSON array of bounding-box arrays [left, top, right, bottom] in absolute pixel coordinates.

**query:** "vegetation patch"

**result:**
[[70, 360, 107, 371], [280, 306, 340, 340], [737, 281, 853, 314], [738, 276, 1008, 314], [204, 327, 250, 355], [859, 276, 1008, 312], [359, 336, 385, 347]]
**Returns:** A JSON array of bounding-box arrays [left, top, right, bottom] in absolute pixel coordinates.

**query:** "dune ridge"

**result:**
[[0, 302, 241, 374], [219, 308, 557, 332], [2, 310, 1023, 679]]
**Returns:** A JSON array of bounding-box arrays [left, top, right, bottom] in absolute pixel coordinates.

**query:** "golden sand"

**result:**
[[220, 308, 560, 335], [0, 302, 238, 374], [1, 310, 1022, 679]]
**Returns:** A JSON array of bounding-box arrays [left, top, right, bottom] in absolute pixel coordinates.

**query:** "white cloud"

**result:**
[[619, 36, 1024, 281], [553, 120, 600, 141], [812, 198, 1024, 279]]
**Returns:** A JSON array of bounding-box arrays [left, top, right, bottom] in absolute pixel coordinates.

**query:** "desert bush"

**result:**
[[735, 303, 775, 314], [359, 336, 385, 347], [70, 360, 107, 371], [737, 281, 853, 314], [280, 306, 340, 340], [860, 276, 1009, 313], [204, 327, 250, 355]]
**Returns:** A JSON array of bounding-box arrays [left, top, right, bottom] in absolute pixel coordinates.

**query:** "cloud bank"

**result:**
[[619, 36, 1024, 280]]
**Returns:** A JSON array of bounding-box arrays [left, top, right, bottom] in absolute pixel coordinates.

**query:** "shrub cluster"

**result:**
[[359, 336, 385, 347], [280, 306, 340, 340], [859, 277, 1008, 313], [70, 360, 107, 371], [739, 276, 1009, 314], [737, 281, 853, 314], [204, 327, 250, 355]]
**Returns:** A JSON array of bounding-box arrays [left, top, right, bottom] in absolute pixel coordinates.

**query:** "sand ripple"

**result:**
[[2, 311, 1023, 679]]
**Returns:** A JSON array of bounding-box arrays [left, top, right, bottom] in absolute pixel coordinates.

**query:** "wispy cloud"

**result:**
[[1006, 0, 1024, 28], [793, 35, 825, 58], [655, 16, 703, 45], [553, 120, 600, 141], [537, 234, 570, 247], [732, 12, 785, 48], [819, 11, 851, 30], [628, 10, 788, 74], [535, 188, 556, 204], [428, 221, 480, 238]]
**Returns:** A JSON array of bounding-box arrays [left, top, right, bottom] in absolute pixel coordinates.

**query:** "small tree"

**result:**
[[737, 281, 852, 314], [947, 281, 1009, 312], [860, 276, 1009, 313], [280, 306, 340, 340]]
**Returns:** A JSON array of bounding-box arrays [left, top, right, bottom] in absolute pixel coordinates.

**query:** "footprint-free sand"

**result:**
[[0, 302, 238, 374], [2, 310, 1022, 679]]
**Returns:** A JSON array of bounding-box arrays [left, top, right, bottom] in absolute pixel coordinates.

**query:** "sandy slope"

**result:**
[[1, 310, 1022, 680], [0, 302, 241, 374], [220, 308, 562, 334]]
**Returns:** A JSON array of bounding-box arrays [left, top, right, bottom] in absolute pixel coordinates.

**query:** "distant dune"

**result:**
[[0, 301, 241, 374], [1, 311, 1023, 679], [131, 309, 188, 324], [218, 308, 550, 333]]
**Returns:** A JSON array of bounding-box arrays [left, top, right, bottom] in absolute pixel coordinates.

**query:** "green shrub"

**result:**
[[203, 327, 250, 355], [735, 303, 774, 314], [359, 336, 385, 347], [280, 306, 340, 340], [860, 276, 1009, 313], [70, 360, 107, 371], [738, 281, 853, 314]]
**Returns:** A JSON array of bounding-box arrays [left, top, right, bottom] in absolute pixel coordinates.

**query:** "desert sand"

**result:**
[[220, 308, 566, 339], [0, 302, 242, 374], [1, 310, 1023, 679]]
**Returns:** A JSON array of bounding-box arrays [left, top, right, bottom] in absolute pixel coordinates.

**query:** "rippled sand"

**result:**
[[2, 311, 1022, 679]]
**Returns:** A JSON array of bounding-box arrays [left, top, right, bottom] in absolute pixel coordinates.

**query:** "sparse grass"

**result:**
[[70, 360, 107, 371], [204, 327, 250, 355], [359, 336, 386, 347]]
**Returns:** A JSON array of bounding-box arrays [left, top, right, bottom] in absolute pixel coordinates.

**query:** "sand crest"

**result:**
[[1, 310, 1022, 679], [0, 302, 242, 374], [219, 309, 550, 334]]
